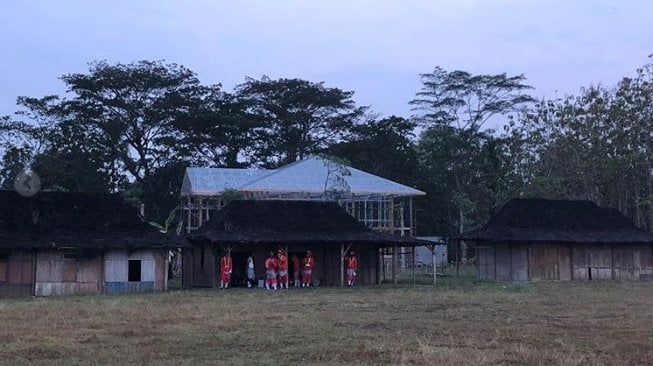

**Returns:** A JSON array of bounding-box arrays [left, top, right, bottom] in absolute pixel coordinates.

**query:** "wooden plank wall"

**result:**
[[476, 246, 494, 280], [475, 243, 528, 281], [476, 242, 653, 282], [0, 250, 34, 297], [529, 243, 567, 281], [187, 244, 217, 287], [104, 250, 160, 294], [572, 244, 652, 281], [35, 251, 103, 296]]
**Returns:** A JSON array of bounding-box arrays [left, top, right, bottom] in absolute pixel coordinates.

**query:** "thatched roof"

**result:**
[[0, 191, 178, 250], [188, 200, 425, 246], [457, 198, 653, 243]]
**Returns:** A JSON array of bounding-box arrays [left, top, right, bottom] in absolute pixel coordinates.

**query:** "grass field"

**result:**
[[1, 277, 652, 365]]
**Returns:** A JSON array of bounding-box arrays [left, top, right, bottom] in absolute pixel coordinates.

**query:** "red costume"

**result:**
[[277, 251, 289, 288], [302, 253, 315, 286], [219, 255, 233, 285], [345, 252, 358, 285], [265, 255, 278, 288]]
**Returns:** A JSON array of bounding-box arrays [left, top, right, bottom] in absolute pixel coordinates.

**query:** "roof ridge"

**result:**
[[238, 158, 308, 188]]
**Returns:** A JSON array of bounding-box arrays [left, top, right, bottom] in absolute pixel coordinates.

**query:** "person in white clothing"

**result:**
[[246, 254, 256, 288]]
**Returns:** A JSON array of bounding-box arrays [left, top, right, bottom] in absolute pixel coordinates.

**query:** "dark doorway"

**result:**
[[229, 251, 249, 287], [128, 260, 142, 282]]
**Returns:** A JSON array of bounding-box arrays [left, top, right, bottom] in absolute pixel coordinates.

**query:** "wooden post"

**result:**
[[456, 239, 460, 278], [431, 245, 437, 286], [412, 246, 416, 286], [409, 197, 414, 237], [340, 243, 344, 287], [381, 248, 386, 282], [399, 203, 405, 271], [392, 244, 397, 285], [186, 195, 192, 233], [197, 196, 204, 227]]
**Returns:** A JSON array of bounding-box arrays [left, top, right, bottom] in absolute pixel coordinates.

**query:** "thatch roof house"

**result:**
[[183, 200, 425, 287], [457, 198, 653, 281], [0, 191, 177, 297]]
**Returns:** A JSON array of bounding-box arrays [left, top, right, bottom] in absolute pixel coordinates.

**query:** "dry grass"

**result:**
[[1, 280, 652, 365]]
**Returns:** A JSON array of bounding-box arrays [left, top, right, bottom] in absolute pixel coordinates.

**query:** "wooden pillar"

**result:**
[[376, 248, 381, 285], [412, 246, 416, 286], [198, 197, 204, 226], [186, 195, 192, 233], [409, 197, 414, 237], [431, 245, 437, 286], [381, 248, 386, 282], [340, 243, 344, 287], [392, 244, 397, 285], [455, 239, 460, 278]]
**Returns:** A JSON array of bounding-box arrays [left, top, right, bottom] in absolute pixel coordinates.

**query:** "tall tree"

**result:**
[[411, 67, 535, 240], [236, 76, 366, 167], [173, 87, 257, 167], [60, 60, 203, 219], [410, 67, 535, 131]]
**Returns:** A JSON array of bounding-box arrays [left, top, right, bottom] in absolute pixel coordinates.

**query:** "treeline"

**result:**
[[1, 58, 652, 236]]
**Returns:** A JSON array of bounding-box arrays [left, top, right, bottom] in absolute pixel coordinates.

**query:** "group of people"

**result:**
[[218, 249, 359, 289]]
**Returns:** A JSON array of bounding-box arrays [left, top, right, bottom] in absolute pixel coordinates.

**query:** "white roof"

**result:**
[[181, 168, 270, 196], [181, 156, 425, 197]]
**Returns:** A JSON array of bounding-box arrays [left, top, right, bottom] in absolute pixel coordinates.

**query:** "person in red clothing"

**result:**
[[291, 254, 301, 287], [302, 250, 315, 287], [219, 253, 233, 289], [276, 249, 289, 289], [265, 251, 278, 290], [345, 250, 358, 286]]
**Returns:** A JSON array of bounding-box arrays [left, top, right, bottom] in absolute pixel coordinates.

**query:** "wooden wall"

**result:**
[[529, 243, 572, 281], [182, 245, 216, 288], [35, 251, 103, 296], [477, 243, 527, 281], [476, 242, 653, 281], [104, 250, 167, 294], [572, 244, 652, 281], [0, 250, 34, 297]]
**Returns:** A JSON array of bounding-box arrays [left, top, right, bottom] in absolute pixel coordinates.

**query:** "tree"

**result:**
[[410, 67, 535, 131], [0, 95, 116, 193], [0, 146, 32, 189], [60, 60, 203, 220], [62, 60, 201, 182], [514, 59, 653, 230], [236, 76, 366, 167], [173, 87, 257, 167], [328, 116, 420, 185], [411, 67, 535, 241]]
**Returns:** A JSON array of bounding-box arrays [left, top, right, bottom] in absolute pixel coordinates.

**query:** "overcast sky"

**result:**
[[1, 0, 652, 120]]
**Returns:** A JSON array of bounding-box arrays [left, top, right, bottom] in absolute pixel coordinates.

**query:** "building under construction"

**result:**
[[180, 156, 425, 236]]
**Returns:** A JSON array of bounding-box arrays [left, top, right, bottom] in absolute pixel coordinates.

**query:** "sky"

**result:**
[[1, 0, 652, 120]]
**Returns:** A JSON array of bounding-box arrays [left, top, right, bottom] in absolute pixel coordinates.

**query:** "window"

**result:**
[[128, 260, 142, 282], [0, 252, 9, 283]]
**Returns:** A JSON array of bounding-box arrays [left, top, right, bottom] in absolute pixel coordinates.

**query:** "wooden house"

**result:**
[[0, 191, 177, 297], [183, 200, 425, 287], [457, 198, 653, 281]]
